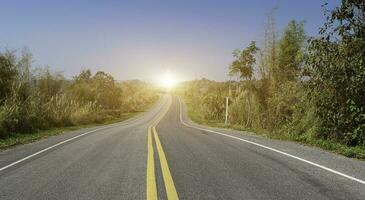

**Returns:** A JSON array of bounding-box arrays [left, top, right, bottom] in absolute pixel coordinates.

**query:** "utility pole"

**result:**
[[225, 96, 229, 124], [225, 78, 232, 125]]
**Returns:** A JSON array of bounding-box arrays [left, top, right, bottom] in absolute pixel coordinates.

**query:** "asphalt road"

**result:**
[[0, 95, 364, 200]]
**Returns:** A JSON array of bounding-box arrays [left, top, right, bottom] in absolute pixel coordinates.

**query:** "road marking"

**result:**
[[147, 126, 157, 200], [178, 97, 365, 185], [146, 96, 179, 200], [0, 126, 111, 172], [153, 126, 179, 200], [0, 119, 140, 172], [146, 103, 169, 200]]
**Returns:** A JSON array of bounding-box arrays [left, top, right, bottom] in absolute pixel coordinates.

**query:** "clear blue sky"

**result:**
[[0, 0, 339, 81]]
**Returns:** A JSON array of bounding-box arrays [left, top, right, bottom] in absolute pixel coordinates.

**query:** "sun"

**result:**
[[159, 71, 177, 89]]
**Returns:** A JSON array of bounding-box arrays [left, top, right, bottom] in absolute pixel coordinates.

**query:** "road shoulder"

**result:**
[[179, 97, 365, 186]]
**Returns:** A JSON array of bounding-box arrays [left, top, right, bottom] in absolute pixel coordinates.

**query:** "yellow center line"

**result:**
[[153, 126, 179, 200], [146, 97, 179, 200], [147, 126, 157, 200]]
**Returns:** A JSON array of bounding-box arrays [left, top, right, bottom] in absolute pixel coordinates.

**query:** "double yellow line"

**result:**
[[147, 99, 179, 200]]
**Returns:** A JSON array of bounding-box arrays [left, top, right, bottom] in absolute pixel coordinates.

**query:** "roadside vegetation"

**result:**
[[176, 0, 365, 159], [0, 49, 158, 148]]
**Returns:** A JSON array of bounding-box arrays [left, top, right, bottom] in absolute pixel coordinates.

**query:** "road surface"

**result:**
[[0, 95, 364, 199]]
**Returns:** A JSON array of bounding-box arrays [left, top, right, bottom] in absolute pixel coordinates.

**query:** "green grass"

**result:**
[[185, 101, 365, 160], [0, 111, 142, 150], [289, 135, 365, 159], [0, 98, 159, 150]]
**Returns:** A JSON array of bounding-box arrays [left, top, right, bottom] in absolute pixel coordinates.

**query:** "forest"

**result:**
[[0, 49, 158, 142], [176, 0, 365, 158]]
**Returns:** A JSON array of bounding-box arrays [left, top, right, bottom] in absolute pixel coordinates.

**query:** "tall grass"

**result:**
[[0, 49, 158, 138]]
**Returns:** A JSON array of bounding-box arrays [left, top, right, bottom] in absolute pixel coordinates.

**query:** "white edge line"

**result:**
[[0, 123, 124, 172], [178, 97, 365, 185]]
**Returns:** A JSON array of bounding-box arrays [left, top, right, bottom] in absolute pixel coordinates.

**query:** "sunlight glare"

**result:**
[[159, 71, 177, 89]]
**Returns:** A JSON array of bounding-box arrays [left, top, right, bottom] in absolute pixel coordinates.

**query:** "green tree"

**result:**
[[277, 20, 305, 83], [229, 41, 259, 81], [75, 69, 92, 83], [92, 71, 122, 109], [36, 69, 66, 99], [0, 53, 17, 103], [267, 20, 306, 129], [229, 41, 259, 127], [306, 0, 365, 145], [68, 69, 95, 104]]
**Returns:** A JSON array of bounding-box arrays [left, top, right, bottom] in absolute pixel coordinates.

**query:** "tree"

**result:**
[[0, 54, 17, 103], [306, 0, 365, 145], [265, 20, 306, 129], [229, 41, 259, 127], [264, 8, 278, 84], [92, 71, 122, 109], [259, 8, 278, 128], [277, 20, 305, 83], [75, 69, 92, 83], [229, 41, 259, 81]]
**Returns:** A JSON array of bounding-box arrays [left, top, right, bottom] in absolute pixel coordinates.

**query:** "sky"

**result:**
[[0, 0, 340, 82]]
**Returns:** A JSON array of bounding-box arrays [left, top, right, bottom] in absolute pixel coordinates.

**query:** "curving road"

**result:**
[[0, 95, 364, 200]]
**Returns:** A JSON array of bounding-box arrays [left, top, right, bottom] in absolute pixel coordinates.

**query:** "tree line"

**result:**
[[177, 0, 365, 153], [0, 49, 158, 138]]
